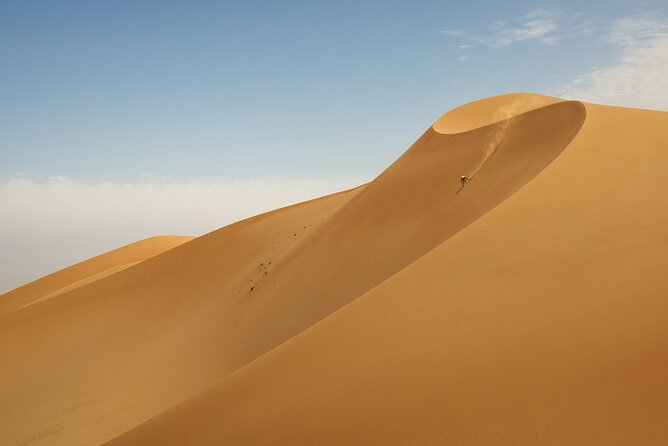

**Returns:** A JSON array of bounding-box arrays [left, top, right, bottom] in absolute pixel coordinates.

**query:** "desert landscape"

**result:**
[[1, 92, 667, 444]]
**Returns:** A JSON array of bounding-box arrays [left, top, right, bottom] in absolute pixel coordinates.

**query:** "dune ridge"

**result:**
[[2, 93, 667, 445]]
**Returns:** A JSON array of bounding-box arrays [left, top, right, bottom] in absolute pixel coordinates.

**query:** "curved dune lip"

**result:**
[[432, 92, 568, 134]]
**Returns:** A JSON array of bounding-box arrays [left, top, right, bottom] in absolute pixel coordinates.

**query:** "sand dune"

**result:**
[[1, 93, 667, 445], [0, 236, 192, 317]]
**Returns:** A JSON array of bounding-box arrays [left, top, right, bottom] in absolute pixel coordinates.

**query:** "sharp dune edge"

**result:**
[[1, 93, 667, 445]]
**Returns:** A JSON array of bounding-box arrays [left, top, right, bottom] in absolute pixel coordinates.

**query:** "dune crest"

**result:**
[[2, 93, 667, 445], [432, 92, 562, 134]]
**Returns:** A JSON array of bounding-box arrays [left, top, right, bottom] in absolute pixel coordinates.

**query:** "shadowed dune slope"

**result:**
[[0, 236, 193, 316], [108, 99, 668, 445]]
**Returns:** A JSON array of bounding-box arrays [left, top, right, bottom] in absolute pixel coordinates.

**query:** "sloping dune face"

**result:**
[[108, 97, 668, 445], [0, 188, 362, 445], [7, 93, 667, 445]]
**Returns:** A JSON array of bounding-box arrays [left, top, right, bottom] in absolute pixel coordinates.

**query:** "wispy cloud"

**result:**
[[441, 29, 464, 36], [444, 8, 593, 62], [554, 15, 668, 110], [456, 55, 470, 62], [477, 9, 561, 47], [0, 175, 365, 293]]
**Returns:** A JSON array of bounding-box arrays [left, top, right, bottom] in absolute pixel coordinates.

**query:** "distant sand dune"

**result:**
[[0, 236, 192, 317], [1, 93, 667, 445]]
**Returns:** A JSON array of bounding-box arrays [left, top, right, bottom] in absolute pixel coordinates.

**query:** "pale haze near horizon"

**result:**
[[2, 0, 668, 293]]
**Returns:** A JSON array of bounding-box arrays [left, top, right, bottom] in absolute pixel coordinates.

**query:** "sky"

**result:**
[[2, 0, 668, 292]]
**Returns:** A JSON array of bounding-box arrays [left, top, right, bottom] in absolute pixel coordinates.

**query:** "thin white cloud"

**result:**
[[477, 9, 561, 47], [554, 15, 668, 110], [0, 175, 365, 293], [443, 9, 584, 62], [441, 29, 464, 36], [524, 8, 555, 21]]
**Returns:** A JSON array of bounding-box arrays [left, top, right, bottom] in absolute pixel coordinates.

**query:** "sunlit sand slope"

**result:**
[[109, 97, 668, 445]]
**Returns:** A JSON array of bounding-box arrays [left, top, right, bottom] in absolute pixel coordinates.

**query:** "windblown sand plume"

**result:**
[[1, 93, 667, 445], [465, 95, 551, 181]]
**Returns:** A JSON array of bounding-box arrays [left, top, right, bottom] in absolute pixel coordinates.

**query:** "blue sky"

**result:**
[[2, 0, 666, 180], [1, 0, 668, 291]]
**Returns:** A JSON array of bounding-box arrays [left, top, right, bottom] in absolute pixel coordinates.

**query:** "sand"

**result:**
[[1, 93, 667, 445]]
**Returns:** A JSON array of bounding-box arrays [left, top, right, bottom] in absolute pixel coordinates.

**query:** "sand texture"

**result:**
[[1, 93, 667, 445]]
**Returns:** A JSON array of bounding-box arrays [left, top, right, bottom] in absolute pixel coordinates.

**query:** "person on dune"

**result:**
[[460, 176, 469, 187]]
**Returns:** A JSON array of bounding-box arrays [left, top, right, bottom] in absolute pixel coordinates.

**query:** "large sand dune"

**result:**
[[1, 93, 667, 445]]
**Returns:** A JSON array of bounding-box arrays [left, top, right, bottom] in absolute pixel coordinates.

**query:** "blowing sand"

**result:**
[[1, 93, 667, 445]]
